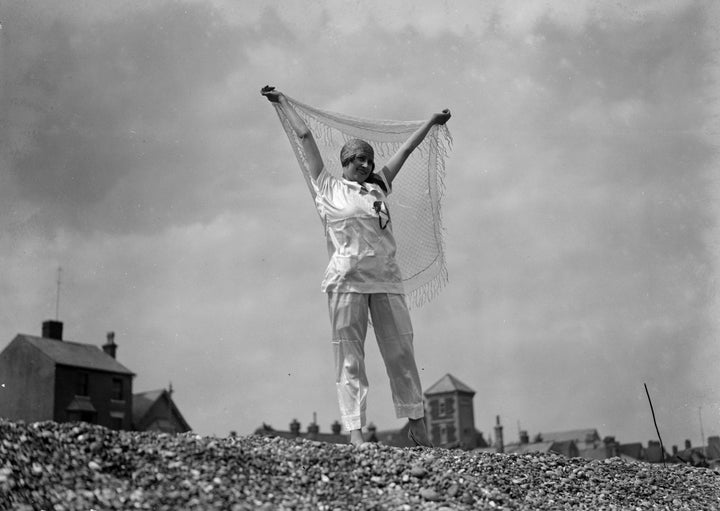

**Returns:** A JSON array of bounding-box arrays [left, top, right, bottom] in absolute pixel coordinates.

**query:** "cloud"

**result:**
[[1, 1, 252, 236], [0, 0, 718, 445]]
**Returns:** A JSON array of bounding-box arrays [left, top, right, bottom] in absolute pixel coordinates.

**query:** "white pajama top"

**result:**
[[312, 167, 404, 294]]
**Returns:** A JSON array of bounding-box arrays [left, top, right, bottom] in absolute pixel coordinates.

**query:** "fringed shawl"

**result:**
[[272, 96, 452, 308]]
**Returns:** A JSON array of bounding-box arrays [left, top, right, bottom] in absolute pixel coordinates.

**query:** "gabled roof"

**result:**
[[425, 373, 475, 396], [14, 334, 134, 375], [133, 390, 165, 421], [133, 389, 191, 432]]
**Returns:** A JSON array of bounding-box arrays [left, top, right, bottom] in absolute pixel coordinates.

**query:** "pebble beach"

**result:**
[[1, 419, 719, 510]]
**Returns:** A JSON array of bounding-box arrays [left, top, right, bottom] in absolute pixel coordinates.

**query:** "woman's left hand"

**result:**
[[432, 109, 451, 125], [261, 85, 283, 103]]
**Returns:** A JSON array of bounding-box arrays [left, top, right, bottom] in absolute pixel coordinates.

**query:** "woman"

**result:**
[[262, 86, 450, 447]]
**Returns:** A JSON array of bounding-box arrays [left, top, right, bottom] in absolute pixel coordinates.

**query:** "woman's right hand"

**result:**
[[261, 85, 283, 103], [432, 109, 451, 125]]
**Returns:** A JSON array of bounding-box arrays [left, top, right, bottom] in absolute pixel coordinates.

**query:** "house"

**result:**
[[0, 320, 134, 430], [133, 386, 191, 433], [253, 374, 489, 449], [673, 437, 720, 468], [253, 415, 349, 444], [617, 442, 644, 461], [375, 374, 488, 449], [0, 320, 191, 433], [644, 440, 670, 464], [487, 420, 579, 458], [424, 373, 487, 449], [538, 428, 601, 450]]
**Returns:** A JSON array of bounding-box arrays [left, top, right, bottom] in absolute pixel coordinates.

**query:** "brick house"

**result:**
[[0, 320, 134, 430], [0, 320, 191, 433]]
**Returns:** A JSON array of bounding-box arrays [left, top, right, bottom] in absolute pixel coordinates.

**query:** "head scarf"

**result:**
[[340, 139, 375, 169]]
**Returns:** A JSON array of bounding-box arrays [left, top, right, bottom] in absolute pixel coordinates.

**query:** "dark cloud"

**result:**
[[1, 1, 254, 235]]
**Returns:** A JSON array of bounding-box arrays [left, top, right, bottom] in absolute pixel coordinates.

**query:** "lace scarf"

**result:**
[[272, 96, 452, 308]]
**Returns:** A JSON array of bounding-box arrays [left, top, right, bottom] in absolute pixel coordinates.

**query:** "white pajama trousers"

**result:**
[[327, 292, 425, 431]]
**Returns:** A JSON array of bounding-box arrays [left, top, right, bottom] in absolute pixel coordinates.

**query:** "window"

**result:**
[[110, 411, 125, 430], [429, 399, 440, 419], [111, 378, 124, 401], [443, 397, 456, 416], [76, 372, 89, 396], [446, 424, 458, 443]]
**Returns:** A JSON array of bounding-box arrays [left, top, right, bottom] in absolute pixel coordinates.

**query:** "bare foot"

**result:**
[[408, 418, 433, 447], [349, 429, 365, 446]]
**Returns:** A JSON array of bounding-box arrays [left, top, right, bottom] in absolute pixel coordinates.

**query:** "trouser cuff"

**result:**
[[341, 412, 365, 432], [395, 403, 425, 420]]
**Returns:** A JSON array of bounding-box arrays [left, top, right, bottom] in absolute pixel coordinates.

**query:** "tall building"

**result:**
[[424, 373, 483, 449]]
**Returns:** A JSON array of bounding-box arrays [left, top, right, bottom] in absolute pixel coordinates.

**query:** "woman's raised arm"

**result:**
[[261, 86, 324, 179], [380, 109, 451, 185]]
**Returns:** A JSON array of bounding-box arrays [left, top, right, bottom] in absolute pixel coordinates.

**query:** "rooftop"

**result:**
[[14, 334, 134, 375]]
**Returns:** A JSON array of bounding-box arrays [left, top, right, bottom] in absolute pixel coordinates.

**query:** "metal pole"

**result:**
[[56, 267, 62, 320], [644, 383, 666, 467]]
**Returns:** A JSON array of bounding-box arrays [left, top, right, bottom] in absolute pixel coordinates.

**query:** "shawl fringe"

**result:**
[[273, 96, 452, 308]]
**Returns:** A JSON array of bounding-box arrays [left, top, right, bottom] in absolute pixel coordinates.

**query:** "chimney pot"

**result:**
[[42, 320, 63, 341], [519, 430, 529, 444], [494, 415, 504, 454], [102, 331, 118, 359]]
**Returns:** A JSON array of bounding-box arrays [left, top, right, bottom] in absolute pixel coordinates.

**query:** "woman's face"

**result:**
[[342, 153, 375, 183]]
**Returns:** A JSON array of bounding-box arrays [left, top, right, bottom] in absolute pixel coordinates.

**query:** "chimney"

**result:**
[[42, 320, 63, 341], [366, 422, 378, 443], [331, 420, 341, 435], [289, 419, 300, 436], [494, 415, 504, 454], [307, 412, 319, 439], [102, 331, 117, 359], [519, 430, 529, 444], [604, 436, 618, 457], [685, 439, 692, 449]]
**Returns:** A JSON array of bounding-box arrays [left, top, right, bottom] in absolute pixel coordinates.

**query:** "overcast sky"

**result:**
[[1, 0, 718, 449]]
